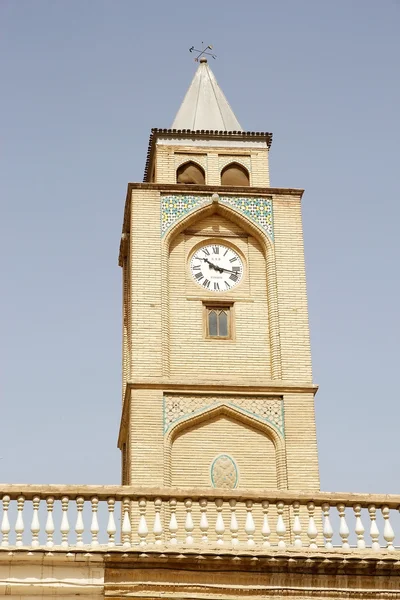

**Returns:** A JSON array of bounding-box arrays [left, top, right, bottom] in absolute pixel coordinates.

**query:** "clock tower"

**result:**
[[118, 57, 319, 493]]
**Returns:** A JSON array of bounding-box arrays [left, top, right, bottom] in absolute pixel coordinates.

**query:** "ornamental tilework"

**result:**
[[161, 195, 210, 236], [220, 196, 273, 239], [163, 395, 284, 437], [161, 194, 273, 239]]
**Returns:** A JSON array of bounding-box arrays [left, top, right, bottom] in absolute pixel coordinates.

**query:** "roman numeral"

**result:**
[[232, 266, 240, 273], [203, 248, 210, 256], [192, 265, 201, 271], [225, 281, 231, 290], [214, 282, 220, 291], [223, 249, 229, 256], [203, 279, 210, 289], [229, 274, 238, 282], [229, 256, 238, 263], [212, 246, 219, 254], [195, 273, 204, 281]]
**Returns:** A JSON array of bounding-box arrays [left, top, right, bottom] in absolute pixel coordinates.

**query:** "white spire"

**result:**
[[172, 58, 243, 132]]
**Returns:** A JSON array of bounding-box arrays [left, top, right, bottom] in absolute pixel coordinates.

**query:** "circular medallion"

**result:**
[[190, 243, 243, 292], [211, 454, 238, 489]]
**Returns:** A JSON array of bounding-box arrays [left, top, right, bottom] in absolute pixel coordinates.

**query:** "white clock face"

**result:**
[[190, 243, 244, 292]]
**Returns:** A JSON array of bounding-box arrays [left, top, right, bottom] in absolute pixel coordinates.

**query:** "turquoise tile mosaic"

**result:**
[[163, 395, 284, 437], [161, 194, 273, 240], [161, 195, 210, 236]]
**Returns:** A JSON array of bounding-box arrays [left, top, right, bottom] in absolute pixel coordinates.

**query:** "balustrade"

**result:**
[[0, 485, 399, 552]]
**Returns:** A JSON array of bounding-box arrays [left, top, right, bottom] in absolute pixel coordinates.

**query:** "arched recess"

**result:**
[[164, 403, 287, 489], [161, 199, 282, 380], [221, 162, 250, 186], [176, 161, 205, 185]]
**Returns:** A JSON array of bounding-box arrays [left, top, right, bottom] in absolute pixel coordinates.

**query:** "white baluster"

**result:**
[[368, 505, 380, 551], [292, 501, 302, 548], [1, 496, 11, 547], [138, 498, 148, 547], [215, 499, 225, 546], [353, 504, 365, 549], [199, 499, 209, 544], [15, 496, 25, 547], [169, 498, 178, 545], [337, 504, 350, 549], [276, 502, 286, 549], [61, 496, 70, 547], [122, 497, 132, 548], [75, 497, 85, 547], [31, 496, 40, 548], [307, 502, 318, 549], [184, 499, 194, 545], [91, 497, 100, 547], [322, 503, 333, 549], [153, 498, 163, 545], [261, 500, 270, 547], [45, 497, 55, 548], [382, 506, 395, 551], [245, 500, 255, 547], [107, 498, 117, 547], [229, 499, 239, 547]]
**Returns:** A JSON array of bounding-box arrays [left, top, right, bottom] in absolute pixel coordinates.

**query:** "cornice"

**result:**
[[126, 379, 317, 394]]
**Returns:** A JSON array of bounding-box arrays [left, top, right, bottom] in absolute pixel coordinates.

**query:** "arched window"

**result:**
[[177, 161, 205, 185], [221, 162, 250, 186]]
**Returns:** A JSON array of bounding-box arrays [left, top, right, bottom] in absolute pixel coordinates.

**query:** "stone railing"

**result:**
[[0, 485, 399, 552]]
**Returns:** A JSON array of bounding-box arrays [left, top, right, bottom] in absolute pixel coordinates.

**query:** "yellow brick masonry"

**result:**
[[155, 144, 270, 186], [273, 195, 313, 382], [121, 130, 319, 492], [122, 182, 320, 492]]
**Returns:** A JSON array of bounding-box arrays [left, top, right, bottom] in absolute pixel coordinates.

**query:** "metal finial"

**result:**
[[189, 43, 217, 62]]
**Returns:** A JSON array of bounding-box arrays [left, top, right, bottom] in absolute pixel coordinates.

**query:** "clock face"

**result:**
[[190, 243, 244, 292]]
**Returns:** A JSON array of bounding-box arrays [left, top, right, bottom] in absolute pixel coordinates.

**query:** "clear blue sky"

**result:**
[[1, 0, 399, 492]]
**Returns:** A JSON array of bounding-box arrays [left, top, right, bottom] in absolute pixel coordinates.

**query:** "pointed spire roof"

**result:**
[[172, 57, 243, 132]]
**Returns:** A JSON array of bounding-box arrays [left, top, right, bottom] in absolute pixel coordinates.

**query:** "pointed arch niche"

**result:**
[[164, 403, 287, 489], [221, 162, 250, 186], [176, 161, 205, 185], [161, 199, 282, 380]]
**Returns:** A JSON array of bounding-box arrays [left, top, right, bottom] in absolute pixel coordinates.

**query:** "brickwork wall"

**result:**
[[155, 143, 270, 186], [168, 214, 271, 380], [283, 392, 320, 490], [273, 195, 313, 382], [129, 388, 164, 486], [129, 189, 163, 378], [171, 414, 277, 489]]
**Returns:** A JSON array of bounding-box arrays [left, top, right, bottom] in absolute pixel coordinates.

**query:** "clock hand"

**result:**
[[219, 265, 240, 275], [201, 257, 224, 273]]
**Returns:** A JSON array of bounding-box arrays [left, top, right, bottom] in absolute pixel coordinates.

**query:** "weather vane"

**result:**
[[189, 43, 216, 62]]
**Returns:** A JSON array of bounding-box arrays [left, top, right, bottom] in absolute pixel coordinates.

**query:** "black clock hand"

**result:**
[[218, 265, 240, 275], [201, 257, 224, 273]]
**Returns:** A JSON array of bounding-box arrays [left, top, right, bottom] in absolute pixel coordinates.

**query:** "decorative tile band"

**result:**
[[161, 194, 274, 240], [220, 196, 273, 240], [161, 194, 210, 236], [163, 394, 284, 437]]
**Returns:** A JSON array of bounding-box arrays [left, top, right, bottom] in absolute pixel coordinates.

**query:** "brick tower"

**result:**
[[118, 56, 319, 493]]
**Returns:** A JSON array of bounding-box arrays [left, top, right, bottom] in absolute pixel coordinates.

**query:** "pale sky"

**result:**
[[1, 0, 399, 492]]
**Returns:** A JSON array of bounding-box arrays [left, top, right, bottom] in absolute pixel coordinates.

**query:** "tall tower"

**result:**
[[118, 57, 319, 492]]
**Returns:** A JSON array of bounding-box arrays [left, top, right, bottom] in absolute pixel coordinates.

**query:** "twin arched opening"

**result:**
[[176, 161, 250, 186]]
